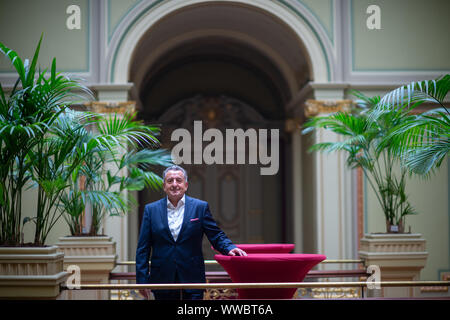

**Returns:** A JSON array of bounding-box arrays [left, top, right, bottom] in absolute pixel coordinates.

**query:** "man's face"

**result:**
[[163, 170, 188, 202]]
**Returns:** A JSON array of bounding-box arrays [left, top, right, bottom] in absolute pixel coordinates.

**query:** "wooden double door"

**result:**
[[185, 163, 271, 260], [140, 95, 284, 260]]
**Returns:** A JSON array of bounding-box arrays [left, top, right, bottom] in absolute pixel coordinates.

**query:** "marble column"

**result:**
[[304, 99, 357, 271]]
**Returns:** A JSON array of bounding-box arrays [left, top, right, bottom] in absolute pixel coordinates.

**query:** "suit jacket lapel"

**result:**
[[176, 195, 192, 242], [159, 197, 175, 242]]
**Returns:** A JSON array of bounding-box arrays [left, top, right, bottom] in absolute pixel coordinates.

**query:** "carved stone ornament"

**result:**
[[284, 118, 303, 133], [157, 94, 281, 149], [304, 99, 354, 117], [158, 95, 267, 130], [84, 101, 136, 114]]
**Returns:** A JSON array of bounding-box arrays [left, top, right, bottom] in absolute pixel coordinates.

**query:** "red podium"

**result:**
[[234, 243, 295, 254], [212, 243, 295, 254], [214, 253, 326, 299]]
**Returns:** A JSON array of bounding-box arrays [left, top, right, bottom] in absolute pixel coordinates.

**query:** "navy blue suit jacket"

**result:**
[[136, 196, 236, 285]]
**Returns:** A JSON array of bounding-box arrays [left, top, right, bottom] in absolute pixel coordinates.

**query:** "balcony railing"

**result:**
[[58, 259, 450, 299]]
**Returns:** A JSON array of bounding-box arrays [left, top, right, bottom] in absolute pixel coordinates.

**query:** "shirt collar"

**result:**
[[167, 194, 185, 209]]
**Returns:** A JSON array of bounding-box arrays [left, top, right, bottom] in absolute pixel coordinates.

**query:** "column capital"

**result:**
[[304, 99, 354, 117], [285, 117, 303, 133], [84, 101, 136, 114]]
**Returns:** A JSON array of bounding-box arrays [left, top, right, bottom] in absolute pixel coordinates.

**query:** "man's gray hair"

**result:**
[[163, 165, 188, 182]]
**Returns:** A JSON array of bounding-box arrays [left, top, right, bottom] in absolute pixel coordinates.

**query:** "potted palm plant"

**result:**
[[356, 75, 448, 297], [304, 76, 449, 296], [0, 36, 92, 298], [57, 110, 172, 237], [303, 92, 417, 233], [302, 91, 431, 297], [0, 35, 172, 299], [54, 101, 173, 300]]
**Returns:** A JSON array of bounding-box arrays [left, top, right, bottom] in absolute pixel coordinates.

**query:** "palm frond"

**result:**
[[119, 149, 173, 170], [128, 168, 164, 191], [0, 40, 27, 84], [303, 111, 370, 137], [95, 112, 160, 150], [351, 89, 380, 110], [378, 74, 450, 114], [403, 139, 450, 175], [84, 190, 128, 213]]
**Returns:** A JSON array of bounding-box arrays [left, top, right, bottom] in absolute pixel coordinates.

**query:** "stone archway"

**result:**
[[115, 0, 333, 260], [107, 0, 332, 85]]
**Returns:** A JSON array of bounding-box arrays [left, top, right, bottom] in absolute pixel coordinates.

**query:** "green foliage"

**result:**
[[303, 91, 417, 227], [61, 111, 173, 236], [302, 74, 449, 230], [0, 35, 90, 245], [375, 75, 450, 175], [0, 35, 173, 245]]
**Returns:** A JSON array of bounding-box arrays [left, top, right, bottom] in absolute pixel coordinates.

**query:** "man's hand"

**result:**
[[228, 247, 247, 256]]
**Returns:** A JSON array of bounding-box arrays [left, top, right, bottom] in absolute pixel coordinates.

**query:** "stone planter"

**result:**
[[56, 236, 117, 300], [0, 246, 68, 299], [359, 233, 428, 298]]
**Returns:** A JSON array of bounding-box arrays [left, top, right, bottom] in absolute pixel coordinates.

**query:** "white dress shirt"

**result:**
[[167, 195, 185, 241]]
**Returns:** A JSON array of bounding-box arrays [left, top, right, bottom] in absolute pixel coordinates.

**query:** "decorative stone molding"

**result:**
[[360, 234, 426, 254], [84, 101, 135, 114], [0, 246, 68, 299], [56, 236, 117, 300], [304, 99, 354, 117], [359, 233, 428, 297], [285, 117, 303, 133]]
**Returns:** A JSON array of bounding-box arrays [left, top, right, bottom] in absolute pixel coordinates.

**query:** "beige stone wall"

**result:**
[[0, 0, 89, 73]]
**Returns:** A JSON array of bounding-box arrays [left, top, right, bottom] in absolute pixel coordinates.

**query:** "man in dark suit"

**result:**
[[136, 165, 246, 300]]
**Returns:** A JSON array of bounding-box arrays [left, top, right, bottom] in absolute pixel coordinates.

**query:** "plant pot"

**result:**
[[56, 236, 117, 300], [0, 246, 68, 299], [386, 219, 405, 233]]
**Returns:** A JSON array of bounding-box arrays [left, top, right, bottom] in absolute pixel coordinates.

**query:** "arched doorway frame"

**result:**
[[102, 0, 356, 262], [106, 0, 334, 85]]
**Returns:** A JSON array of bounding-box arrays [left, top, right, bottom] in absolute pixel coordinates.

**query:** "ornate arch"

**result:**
[[106, 0, 333, 85]]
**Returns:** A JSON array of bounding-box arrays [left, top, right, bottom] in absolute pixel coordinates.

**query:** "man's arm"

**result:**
[[202, 203, 246, 256], [136, 205, 152, 284]]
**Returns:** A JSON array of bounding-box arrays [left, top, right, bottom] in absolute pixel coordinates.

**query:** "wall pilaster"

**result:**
[[304, 97, 357, 269]]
